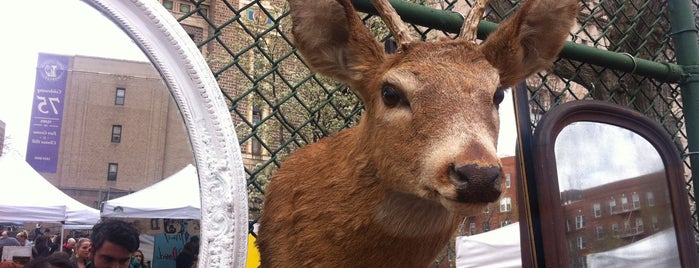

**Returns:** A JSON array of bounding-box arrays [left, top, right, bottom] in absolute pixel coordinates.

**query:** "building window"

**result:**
[[251, 106, 262, 157], [575, 215, 585, 230], [115, 88, 125, 105], [505, 173, 511, 188], [575, 257, 586, 268], [596, 226, 604, 240], [483, 221, 490, 232], [469, 223, 476, 235], [499, 197, 511, 212], [501, 220, 511, 227], [612, 223, 619, 236], [636, 218, 644, 233], [651, 216, 659, 230], [162, 0, 173, 10], [593, 203, 601, 218], [632, 192, 640, 209], [624, 220, 631, 234], [566, 219, 571, 232], [483, 205, 490, 214], [621, 196, 629, 211], [180, 3, 191, 13], [577, 236, 585, 249], [111, 125, 122, 143], [647, 192, 655, 207], [107, 163, 118, 181], [500, 197, 512, 212], [609, 199, 617, 214]]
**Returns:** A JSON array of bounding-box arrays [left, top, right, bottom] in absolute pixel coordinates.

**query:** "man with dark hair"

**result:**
[[88, 219, 140, 268], [42, 229, 59, 254]]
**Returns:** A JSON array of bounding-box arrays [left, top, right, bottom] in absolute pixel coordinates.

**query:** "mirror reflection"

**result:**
[[554, 121, 679, 267], [0, 1, 198, 267]]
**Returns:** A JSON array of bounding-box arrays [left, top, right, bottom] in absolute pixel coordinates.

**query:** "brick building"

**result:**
[[560, 171, 673, 267], [162, 0, 289, 170], [35, 55, 193, 208], [22, 0, 285, 212]]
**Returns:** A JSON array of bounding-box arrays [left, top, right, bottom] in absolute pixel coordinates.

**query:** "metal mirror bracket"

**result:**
[[531, 100, 697, 267], [82, 0, 249, 266]]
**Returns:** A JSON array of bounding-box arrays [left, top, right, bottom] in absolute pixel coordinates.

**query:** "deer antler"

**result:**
[[459, 0, 491, 42], [371, 0, 414, 50]]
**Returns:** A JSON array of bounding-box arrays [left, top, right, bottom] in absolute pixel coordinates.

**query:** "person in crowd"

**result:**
[[62, 238, 76, 255], [0, 231, 20, 258], [40, 228, 58, 253], [34, 224, 42, 238], [23, 251, 74, 268], [130, 249, 146, 268], [87, 219, 140, 268], [69, 238, 91, 268], [15, 231, 30, 246], [31, 235, 52, 259], [175, 236, 199, 268], [49, 235, 60, 254]]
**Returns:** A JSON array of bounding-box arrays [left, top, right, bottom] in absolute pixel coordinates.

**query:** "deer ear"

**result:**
[[289, 0, 384, 85], [480, 0, 578, 87]]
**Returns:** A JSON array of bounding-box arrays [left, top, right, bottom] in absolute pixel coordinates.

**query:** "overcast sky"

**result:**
[[0, 0, 147, 156], [555, 121, 664, 191]]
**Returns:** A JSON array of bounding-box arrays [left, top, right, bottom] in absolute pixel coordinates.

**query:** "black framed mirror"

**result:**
[[531, 100, 697, 267]]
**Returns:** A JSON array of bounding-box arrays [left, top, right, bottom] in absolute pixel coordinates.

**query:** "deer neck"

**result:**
[[373, 191, 459, 236]]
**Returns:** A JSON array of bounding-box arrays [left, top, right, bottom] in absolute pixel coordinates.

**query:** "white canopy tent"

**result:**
[[455, 222, 522, 268], [101, 164, 200, 219], [586, 227, 680, 267], [0, 155, 100, 225]]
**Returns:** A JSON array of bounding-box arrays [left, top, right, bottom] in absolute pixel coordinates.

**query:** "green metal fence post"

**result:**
[[669, 0, 699, 208]]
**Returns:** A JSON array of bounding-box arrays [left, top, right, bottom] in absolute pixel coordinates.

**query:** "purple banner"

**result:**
[[26, 53, 69, 173]]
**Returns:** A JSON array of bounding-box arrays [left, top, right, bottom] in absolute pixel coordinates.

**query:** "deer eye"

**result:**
[[493, 87, 505, 106], [381, 85, 406, 108]]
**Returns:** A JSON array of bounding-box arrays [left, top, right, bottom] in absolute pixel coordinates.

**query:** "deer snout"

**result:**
[[448, 163, 502, 203]]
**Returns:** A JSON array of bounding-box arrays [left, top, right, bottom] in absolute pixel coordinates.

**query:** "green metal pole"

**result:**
[[559, 42, 684, 83], [669, 0, 699, 214], [351, 0, 685, 83]]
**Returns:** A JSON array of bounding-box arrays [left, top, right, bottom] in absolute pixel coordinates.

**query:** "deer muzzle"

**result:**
[[448, 163, 502, 203]]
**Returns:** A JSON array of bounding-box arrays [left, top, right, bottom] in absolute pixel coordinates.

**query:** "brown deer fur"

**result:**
[[257, 0, 578, 267]]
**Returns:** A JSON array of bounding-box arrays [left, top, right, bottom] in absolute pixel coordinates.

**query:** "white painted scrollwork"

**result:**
[[83, 0, 248, 267]]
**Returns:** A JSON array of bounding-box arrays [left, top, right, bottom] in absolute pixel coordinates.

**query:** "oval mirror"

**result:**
[[1, 0, 248, 267], [532, 100, 697, 267]]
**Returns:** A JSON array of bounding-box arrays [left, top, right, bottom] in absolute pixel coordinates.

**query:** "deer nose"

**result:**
[[448, 163, 501, 190]]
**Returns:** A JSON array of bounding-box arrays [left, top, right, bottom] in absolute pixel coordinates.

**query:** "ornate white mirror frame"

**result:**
[[83, 0, 249, 266]]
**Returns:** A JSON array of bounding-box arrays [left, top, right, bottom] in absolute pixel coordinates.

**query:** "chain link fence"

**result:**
[[174, 0, 698, 266]]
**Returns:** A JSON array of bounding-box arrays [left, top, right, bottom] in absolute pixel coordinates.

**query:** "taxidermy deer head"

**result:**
[[257, 0, 578, 267]]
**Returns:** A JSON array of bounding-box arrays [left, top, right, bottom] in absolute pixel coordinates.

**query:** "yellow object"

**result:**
[[247, 234, 261, 268]]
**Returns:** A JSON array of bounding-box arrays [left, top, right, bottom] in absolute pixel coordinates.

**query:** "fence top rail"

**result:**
[[350, 0, 686, 83]]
